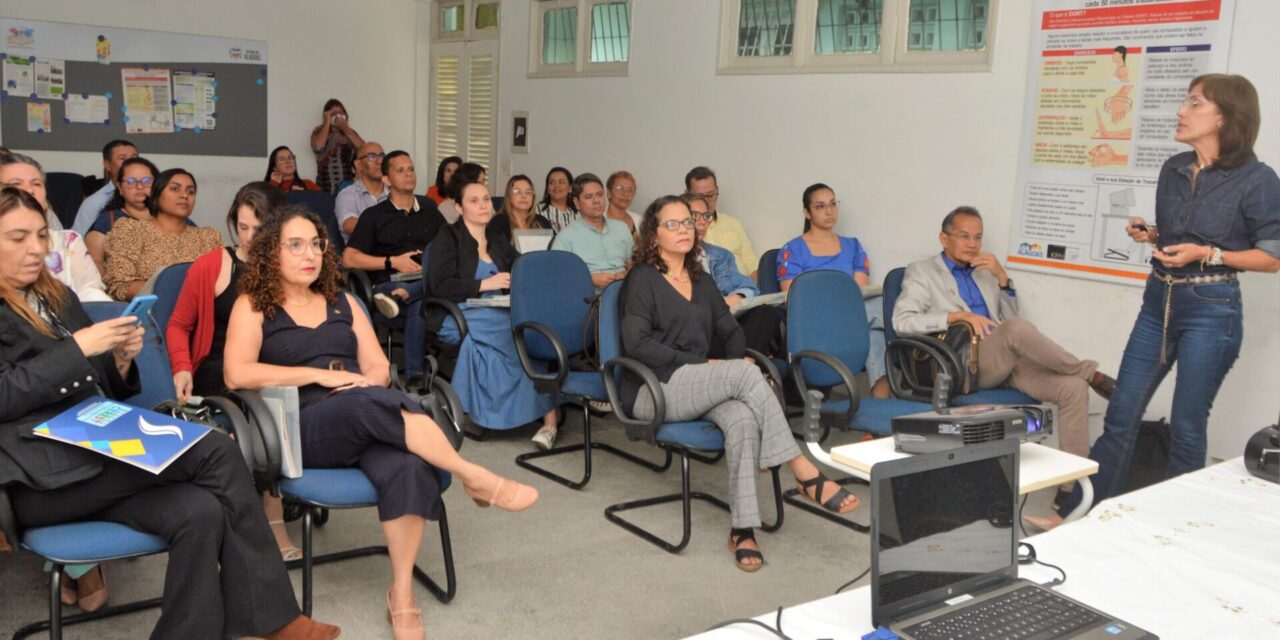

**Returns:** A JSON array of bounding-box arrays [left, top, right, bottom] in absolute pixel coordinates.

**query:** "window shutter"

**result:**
[[465, 54, 495, 171]]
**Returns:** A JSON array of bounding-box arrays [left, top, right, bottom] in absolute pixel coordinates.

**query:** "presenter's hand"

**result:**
[[1126, 217, 1153, 243], [173, 371, 194, 403], [970, 253, 1009, 288], [391, 251, 423, 273], [1153, 244, 1211, 269], [948, 311, 999, 339], [480, 272, 512, 292], [75, 316, 143, 358]]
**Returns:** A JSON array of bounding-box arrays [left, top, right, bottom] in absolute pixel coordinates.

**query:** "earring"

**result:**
[[1217, 121, 1223, 128]]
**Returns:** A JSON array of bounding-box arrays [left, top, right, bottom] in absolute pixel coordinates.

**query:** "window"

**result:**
[[530, 0, 631, 77], [430, 1, 499, 179], [436, 0, 499, 41], [719, 0, 998, 74], [475, 2, 501, 29]]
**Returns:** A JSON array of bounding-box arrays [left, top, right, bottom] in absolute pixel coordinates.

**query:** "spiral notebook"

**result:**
[[33, 397, 212, 475]]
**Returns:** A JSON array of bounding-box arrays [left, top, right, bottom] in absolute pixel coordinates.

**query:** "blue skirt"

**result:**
[[439, 306, 556, 429]]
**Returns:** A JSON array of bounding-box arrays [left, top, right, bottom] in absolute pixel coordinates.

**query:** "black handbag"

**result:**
[[905, 321, 980, 396]]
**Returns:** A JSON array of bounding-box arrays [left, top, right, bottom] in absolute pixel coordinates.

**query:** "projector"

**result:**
[[891, 404, 1057, 454]]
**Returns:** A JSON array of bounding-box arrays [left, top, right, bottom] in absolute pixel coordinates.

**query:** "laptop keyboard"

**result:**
[[902, 585, 1104, 640]]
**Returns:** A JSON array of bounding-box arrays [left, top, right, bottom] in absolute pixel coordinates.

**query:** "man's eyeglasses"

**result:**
[[692, 191, 719, 200], [660, 218, 696, 231], [611, 185, 636, 194], [691, 212, 715, 222], [945, 232, 983, 244], [123, 177, 154, 187], [363, 152, 386, 162], [282, 238, 329, 255], [809, 200, 840, 214]]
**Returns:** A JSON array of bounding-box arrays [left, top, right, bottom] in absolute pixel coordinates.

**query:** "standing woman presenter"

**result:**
[[1037, 74, 1280, 530]]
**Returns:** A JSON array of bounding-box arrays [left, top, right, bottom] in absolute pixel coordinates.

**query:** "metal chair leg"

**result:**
[[604, 450, 731, 553], [759, 466, 785, 533], [13, 565, 164, 640], [516, 405, 672, 490], [48, 565, 62, 640]]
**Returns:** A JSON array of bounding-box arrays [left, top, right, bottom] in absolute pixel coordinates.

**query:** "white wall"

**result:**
[[496, 0, 1279, 461], [1, 0, 424, 230]]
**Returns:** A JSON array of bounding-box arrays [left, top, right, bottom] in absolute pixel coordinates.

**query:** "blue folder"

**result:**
[[34, 397, 212, 474]]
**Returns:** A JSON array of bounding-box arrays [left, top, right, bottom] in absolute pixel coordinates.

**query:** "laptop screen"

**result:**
[[871, 439, 1019, 626]]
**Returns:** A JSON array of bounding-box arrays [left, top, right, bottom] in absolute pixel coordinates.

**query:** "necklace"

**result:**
[[285, 292, 314, 306], [665, 270, 690, 284]]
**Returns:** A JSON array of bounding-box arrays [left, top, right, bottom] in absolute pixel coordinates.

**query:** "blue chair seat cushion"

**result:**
[[952, 388, 1036, 406], [824, 397, 931, 436], [656, 420, 723, 451], [282, 467, 452, 508], [23, 521, 167, 563], [561, 370, 606, 401]]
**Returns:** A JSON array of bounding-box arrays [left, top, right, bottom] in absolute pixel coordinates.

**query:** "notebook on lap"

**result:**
[[870, 438, 1156, 640], [34, 397, 212, 475]]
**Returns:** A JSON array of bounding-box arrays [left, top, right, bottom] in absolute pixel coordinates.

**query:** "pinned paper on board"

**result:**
[[173, 70, 216, 130], [66, 94, 109, 123], [26, 102, 51, 133], [121, 67, 174, 134], [3, 57, 33, 95], [96, 35, 111, 64], [34, 59, 65, 100]]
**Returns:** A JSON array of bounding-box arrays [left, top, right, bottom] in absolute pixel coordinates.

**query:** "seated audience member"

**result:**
[[0, 153, 110, 303], [226, 207, 537, 639], [334, 141, 387, 242], [435, 162, 486, 224], [620, 195, 858, 572], [606, 170, 642, 234], [551, 173, 632, 290], [425, 176, 559, 448], [686, 165, 758, 279], [687, 193, 781, 357], [489, 174, 553, 252], [0, 187, 339, 640], [85, 157, 161, 273], [342, 151, 446, 384], [103, 169, 222, 301], [71, 139, 138, 236], [777, 183, 888, 398], [536, 166, 577, 232], [310, 98, 365, 193], [425, 156, 461, 204], [265, 146, 321, 192], [893, 206, 1116, 510]]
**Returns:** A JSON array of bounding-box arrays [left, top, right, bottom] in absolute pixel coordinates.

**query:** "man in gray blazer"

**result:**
[[893, 207, 1115, 490]]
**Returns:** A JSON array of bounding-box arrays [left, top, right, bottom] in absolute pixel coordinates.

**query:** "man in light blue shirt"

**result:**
[[333, 141, 387, 242], [551, 173, 631, 290], [71, 139, 137, 235]]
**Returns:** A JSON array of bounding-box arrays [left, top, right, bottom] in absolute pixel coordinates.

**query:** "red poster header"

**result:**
[[1043, 47, 1144, 56], [1042, 0, 1221, 30]]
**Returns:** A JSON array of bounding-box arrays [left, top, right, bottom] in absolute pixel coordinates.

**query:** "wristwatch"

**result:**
[[1000, 278, 1015, 292], [384, 256, 392, 270], [1206, 247, 1224, 267]]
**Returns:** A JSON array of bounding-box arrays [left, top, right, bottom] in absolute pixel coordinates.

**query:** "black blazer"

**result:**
[[0, 292, 139, 491], [424, 219, 520, 332]]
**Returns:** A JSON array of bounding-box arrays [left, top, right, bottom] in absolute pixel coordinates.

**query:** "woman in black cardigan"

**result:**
[[620, 195, 859, 572], [425, 176, 557, 444], [0, 187, 337, 640]]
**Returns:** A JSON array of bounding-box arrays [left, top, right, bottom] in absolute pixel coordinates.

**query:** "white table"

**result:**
[[690, 459, 1280, 639]]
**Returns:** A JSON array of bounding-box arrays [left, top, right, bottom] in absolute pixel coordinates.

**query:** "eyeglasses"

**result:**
[[660, 218, 696, 231], [945, 232, 983, 244], [692, 191, 719, 200], [282, 238, 329, 255], [511, 188, 535, 197], [690, 212, 715, 222], [363, 152, 386, 162], [278, 155, 296, 162], [123, 177, 154, 187], [809, 200, 840, 214], [611, 186, 636, 194]]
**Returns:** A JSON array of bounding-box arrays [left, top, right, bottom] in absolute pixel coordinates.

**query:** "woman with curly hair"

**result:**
[[224, 207, 538, 640], [619, 195, 858, 573]]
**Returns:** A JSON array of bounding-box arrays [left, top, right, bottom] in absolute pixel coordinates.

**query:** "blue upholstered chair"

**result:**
[[784, 270, 932, 531], [510, 251, 671, 489], [597, 282, 785, 552], [150, 261, 192, 338], [881, 267, 1035, 406], [285, 190, 344, 255], [757, 248, 781, 294], [84, 302, 176, 416]]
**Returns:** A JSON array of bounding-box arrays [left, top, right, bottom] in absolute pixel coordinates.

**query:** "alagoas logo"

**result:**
[[1017, 242, 1044, 258]]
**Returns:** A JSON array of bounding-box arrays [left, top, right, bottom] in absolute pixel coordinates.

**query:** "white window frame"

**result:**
[[435, 0, 500, 42], [717, 0, 999, 75], [528, 0, 632, 78]]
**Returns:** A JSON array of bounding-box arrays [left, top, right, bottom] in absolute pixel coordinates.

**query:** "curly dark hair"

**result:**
[[631, 195, 704, 281], [239, 205, 344, 320]]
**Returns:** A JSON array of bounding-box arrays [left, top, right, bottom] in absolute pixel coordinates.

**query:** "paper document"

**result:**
[[464, 295, 511, 308], [731, 291, 786, 316], [25, 102, 51, 133], [3, 57, 34, 95], [34, 59, 65, 100], [121, 67, 174, 134], [172, 70, 216, 130], [66, 94, 110, 123]]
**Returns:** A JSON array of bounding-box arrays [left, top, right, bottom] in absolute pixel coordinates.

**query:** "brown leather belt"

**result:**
[[1151, 270, 1237, 364]]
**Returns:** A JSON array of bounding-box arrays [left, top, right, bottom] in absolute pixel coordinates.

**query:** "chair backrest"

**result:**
[[510, 250, 596, 361], [83, 301, 176, 409], [757, 248, 781, 294], [597, 280, 625, 368], [45, 172, 86, 230], [786, 269, 869, 387], [285, 190, 343, 254], [882, 267, 906, 344], [151, 262, 193, 334], [490, 196, 505, 213]]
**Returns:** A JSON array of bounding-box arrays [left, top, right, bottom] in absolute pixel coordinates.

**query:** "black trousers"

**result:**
[[737, 305, 785, 357], [12, 432, 300, 640]]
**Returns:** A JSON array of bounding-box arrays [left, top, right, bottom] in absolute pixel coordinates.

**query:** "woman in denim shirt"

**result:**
[[1039, 74, 1280, 530]]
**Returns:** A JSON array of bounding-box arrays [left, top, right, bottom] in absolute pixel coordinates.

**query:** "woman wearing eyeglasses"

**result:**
[[489, 175, 552, 252], [619, 196, 859, 572], [84, 157, 159, 274], [226, 207, 537, 639], [606, 170, 641, 234], [265, 146, 321, 192], [102, 169, 222, 301], [777, 183, 890, 398]]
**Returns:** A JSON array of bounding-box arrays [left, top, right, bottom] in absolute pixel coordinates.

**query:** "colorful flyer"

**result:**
[[1006, 0, 1236, 285], [26, 102, 51, 133], [34, 59, 65, 100], [173, 70, 217, 130], [121, 67, 174, 134], [3, 56, 33, 95]]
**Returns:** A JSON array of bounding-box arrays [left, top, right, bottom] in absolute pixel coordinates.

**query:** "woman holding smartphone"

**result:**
[[309, 99, 366, 193]]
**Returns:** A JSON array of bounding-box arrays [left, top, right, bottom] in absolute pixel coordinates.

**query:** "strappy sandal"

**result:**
[[269, 520, 304, 561], [796, 474, 860, 514], [728, 527, 764, 573]]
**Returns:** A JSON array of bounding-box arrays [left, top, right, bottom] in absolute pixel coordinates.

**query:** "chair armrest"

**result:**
[[601, 356, 666, 446], [884, 335, 960, 403], [345, 268, 374, 305], [512, 321, 569, 395], [744, 348, 785, 408], [790, 349, 861, 430], [423, 298, 468, 339], [227, 389, 283, 491], [194, 395, 263, 482], [0, 486, 19, 552], [425, 376, 465, 452]]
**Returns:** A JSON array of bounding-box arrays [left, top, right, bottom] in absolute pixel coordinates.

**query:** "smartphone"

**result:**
[[121, 294, 158, 325]]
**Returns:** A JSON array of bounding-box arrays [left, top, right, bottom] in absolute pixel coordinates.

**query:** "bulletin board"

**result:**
[[0, 18, 268, 157]]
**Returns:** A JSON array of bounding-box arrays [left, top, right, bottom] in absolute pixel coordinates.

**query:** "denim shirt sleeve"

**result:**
[[1241, 163, 1280, 258], [1155, 154, 1280, 267], [708, 243, 759, 298]]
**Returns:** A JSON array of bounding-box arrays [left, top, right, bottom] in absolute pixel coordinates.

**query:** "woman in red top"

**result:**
[[265, 146, 321, 192], [425, 155, 461, 204]]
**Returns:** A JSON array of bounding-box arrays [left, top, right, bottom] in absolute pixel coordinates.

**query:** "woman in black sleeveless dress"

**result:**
[[225, 207, 538, 640]]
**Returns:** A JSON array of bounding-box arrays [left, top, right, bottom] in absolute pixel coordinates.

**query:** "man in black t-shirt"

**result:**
[[342, 150, 445, 381]]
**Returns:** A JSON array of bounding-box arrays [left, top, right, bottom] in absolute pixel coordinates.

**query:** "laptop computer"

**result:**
[[870, 438, 1157, 639]]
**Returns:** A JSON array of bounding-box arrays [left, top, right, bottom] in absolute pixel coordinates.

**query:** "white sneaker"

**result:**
[[531, 424, 558, 450], [587, 400, 612, 413], [373, 293, 401, 319]]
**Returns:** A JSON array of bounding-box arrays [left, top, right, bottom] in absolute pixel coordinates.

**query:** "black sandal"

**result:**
[[728, 527, 764, 573], [797, 474, 859, 514]]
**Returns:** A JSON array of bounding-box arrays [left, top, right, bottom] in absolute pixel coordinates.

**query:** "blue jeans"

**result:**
[[1059, 275, 1243, 516], [375, 280, 426, 378]]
